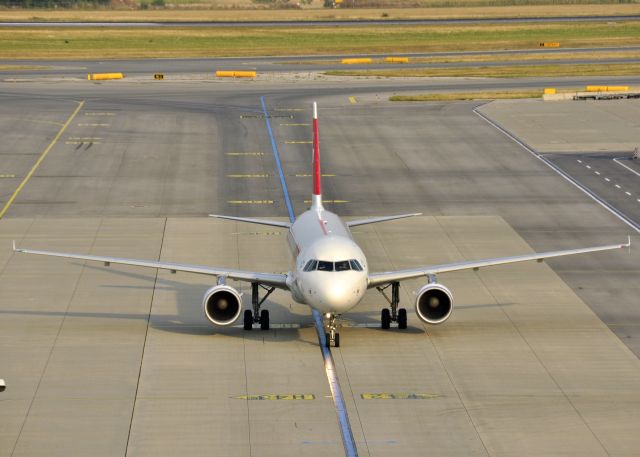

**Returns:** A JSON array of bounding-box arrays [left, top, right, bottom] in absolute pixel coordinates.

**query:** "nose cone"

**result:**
[[306, 274, 365, 313]]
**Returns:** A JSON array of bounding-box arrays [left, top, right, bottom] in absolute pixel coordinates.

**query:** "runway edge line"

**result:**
[[259, 96, 359, 457], [473, 105, 640, 234]]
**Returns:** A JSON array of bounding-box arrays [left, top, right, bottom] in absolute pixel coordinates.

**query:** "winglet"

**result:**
[[626, 235, 632, 254], [12, 240, 16, 252]]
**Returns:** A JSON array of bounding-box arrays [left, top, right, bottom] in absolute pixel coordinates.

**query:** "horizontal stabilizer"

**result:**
[[209, 214, 291, 229], [347, 213, 422, 227]]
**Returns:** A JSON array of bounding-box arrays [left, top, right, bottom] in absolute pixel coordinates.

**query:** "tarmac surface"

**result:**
[[1, 76, 639, 456], [3, 47, 640, 77]]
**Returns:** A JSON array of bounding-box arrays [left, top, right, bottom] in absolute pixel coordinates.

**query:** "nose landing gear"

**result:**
[[377, 282, 407, 330], [324, 313, 340, 348]]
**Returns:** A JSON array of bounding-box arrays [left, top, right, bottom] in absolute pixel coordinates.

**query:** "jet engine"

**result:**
[[415, 283, 453, 324], [202, 285, 243, 326]]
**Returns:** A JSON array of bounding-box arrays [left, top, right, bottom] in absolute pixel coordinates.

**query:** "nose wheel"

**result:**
[[377, 282, 408, 330], [324, 313, 340, 348]]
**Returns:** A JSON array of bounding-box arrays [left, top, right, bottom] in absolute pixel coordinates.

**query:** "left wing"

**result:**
[[368, 238, 630, 287], [13, 242, 288, 289], [347, 213, 422, 227]]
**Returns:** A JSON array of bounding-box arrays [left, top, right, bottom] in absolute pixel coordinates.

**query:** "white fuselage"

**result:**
[[286, 205, 368, 315]]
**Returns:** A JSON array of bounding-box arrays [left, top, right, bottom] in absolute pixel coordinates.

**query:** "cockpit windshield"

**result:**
[[304, 259, 363, 272]]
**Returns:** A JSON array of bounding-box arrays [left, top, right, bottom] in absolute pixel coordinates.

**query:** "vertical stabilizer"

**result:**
[[311, 101, 323, 210]]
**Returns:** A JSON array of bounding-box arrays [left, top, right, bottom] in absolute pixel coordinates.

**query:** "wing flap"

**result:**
[[13, 245, 288, 289], [368, 239, 629, 287]]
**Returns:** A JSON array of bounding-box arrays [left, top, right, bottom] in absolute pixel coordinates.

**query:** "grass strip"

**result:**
[[390, 91, 543, 101], [326, 62, 640, 78], [2, 4, 640, 23], [2, 22, 640, 59]]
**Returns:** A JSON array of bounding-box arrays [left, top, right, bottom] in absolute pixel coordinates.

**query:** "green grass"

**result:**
[[327, 63, 640, 78], [2, 22, 640, 59], [390, 91, 543, 101]]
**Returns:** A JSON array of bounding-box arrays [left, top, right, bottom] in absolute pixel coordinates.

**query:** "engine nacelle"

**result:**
[[202, 285, 243, 326], [415, 283, 453, 324]]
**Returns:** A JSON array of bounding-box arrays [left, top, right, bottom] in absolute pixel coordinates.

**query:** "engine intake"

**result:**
[[415, 283, 453, 324], [202, 285, 243, 326]]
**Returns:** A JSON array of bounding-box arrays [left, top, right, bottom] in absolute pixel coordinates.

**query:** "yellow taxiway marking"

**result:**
[[0, 100, 85, 219], [280, 123, 310, 126], [77, 123, 109, 127], [226, 174, 270, 178], [226, 152, 264, 156], [286, 140, 312, 144], [361, 393, 440, 400], [295, 173, 336, 177], [228, 200, 274, 204], [84, 112, 114, 116], [349, 96, 357, 104], [0, 174, 16, 178], [233, 394, 315, 400]]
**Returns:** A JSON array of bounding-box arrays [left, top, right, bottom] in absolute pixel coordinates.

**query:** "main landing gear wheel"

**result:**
[[397, 308, 407, 329], [381, 308, 391, 329], [260, 309, 270, 331], [242, 282, 275, 331], [243, 310, 253, 331], [377, 282, 408, 330]]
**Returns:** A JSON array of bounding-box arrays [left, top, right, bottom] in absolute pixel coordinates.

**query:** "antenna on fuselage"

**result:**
[[311, 101, 323, 210]]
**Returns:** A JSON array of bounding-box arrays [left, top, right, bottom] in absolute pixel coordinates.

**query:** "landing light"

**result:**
[[325, 313, 331, 319]]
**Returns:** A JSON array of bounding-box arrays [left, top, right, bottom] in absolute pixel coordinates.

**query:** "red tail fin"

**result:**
[[312, 102, 323, 209]]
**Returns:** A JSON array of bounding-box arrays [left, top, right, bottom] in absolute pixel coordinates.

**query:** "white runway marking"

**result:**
[[614, 157, 640, 178]]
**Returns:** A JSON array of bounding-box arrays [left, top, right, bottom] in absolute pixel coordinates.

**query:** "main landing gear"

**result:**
[[324, 313, 340, 348], [243, 282, 275, 331], [376, 282, 407, 330]]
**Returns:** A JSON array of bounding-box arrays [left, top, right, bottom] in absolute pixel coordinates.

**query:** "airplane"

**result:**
[[13, 102, 630, 348]]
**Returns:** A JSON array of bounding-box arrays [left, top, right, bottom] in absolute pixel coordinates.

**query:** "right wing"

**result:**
[[209, 214, 291, 229], [368, 238, 630, 287], [13, 242, 288, 289]]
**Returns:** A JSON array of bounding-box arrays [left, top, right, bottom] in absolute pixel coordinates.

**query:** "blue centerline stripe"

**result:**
[[259, 96, 359, 457], [260, 96, 295, 224]]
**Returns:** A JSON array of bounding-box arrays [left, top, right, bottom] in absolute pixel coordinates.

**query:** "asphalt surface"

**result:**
[[1, 76, 639, 456], [3, 47, 640, 77], [2, 15, 640, 27]]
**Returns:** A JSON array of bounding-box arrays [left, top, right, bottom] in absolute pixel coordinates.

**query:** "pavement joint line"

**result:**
[[614, 157, 640, 178], [473, 106, 640, 234], [125, 218, 167, 457], [0, 99, 84, 220], [260, 95, 359, 457]]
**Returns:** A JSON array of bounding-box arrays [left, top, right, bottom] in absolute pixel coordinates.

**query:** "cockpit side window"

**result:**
[[335, 260, 351, 272], [317, 261, 334, 272], [349, 260, 363, 271], [303, 260, 318, 272]]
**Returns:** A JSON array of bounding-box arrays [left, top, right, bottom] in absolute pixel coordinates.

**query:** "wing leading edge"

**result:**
[[368, 238, 630, 287], [13, 243, 288, 289]]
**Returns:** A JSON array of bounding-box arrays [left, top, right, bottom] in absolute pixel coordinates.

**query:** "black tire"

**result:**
[[398, 308, 407, 329], [381, 308, 391, 329], [334, 333, 340, 348], [325, 333, 331, 348], [260, 309, 270, 331], [243, 310, 253, 331]]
